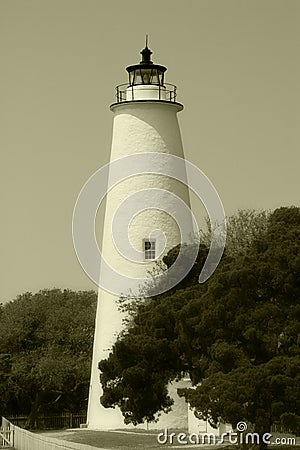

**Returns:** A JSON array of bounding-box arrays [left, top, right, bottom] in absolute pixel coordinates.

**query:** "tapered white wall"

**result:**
[[87, 100, 193, 430]]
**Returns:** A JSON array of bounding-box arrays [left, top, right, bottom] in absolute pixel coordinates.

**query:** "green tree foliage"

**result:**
[[99, 207, 300, 437], [0, 289, 97, 427]]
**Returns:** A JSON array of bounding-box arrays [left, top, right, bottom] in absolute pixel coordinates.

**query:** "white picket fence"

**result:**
[[1, 418, 107, 450], [0, 421, 14, 448]]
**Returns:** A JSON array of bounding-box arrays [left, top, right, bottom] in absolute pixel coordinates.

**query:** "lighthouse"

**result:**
[[86, 42, 195, 430]]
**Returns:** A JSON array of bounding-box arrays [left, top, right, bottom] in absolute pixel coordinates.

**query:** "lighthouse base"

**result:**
[[86, 378, 228, 436], [87, 378, 190, 431]]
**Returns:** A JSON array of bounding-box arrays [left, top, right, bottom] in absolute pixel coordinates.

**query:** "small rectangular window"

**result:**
[[144, 240, 156, 260]]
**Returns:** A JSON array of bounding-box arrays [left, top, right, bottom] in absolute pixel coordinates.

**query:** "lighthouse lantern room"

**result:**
[[115, 41, 177, 103]]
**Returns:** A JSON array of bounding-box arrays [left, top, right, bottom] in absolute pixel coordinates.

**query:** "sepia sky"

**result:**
[[1, 0, 299, 302]]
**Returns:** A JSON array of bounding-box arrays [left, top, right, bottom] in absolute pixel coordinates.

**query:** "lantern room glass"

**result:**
[[128, 67, 165, 86]]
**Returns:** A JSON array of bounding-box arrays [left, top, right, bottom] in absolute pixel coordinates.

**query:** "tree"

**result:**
[[199, 208, 270, 257], [0, 288, 97, 428], [99, 207, 300, 441]]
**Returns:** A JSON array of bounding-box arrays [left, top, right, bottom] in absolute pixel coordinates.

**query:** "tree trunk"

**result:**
[[25, 390, 45, 429]]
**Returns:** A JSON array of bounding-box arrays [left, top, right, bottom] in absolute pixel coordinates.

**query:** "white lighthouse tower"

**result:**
[[86, 42, 194, 430]]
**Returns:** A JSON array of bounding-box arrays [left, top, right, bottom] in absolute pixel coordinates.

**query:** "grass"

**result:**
[[38, 428, 217, 449], [37, 429, 300, 450], [39, 429, 155, 449], [38, 429, 173, 449]]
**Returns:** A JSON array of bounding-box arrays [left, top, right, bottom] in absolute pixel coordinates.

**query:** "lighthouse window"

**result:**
[[158, 71, 164, 85], [141, 69, 151, 84], [134, 69, 143, 85], [144, 240, 156, 260]]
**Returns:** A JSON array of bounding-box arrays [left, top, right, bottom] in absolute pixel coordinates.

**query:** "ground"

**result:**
[[37, 429, 300, 450], [38, 429, 178, 449]]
